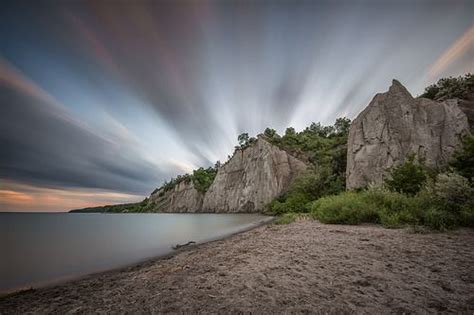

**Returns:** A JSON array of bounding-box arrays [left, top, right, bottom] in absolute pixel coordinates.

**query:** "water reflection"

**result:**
[[0, 213, 270, 293]]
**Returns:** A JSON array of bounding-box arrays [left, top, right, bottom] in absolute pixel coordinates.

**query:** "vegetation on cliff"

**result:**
[[266, 118, 351, 214], [420, 73, 473, 100], [152, 166, 218, 196]]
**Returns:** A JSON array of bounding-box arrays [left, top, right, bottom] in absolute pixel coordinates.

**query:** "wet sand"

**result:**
[[1, 220, 473, 314]]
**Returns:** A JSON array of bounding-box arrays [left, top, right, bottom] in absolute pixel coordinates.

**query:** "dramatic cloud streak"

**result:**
[[428, 25, 474, 80], [0, 0, 472, 211]]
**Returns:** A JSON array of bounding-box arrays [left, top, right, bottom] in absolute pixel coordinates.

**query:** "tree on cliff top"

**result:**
[[237, 132, 256, 149], [420, 73, 473, 100]]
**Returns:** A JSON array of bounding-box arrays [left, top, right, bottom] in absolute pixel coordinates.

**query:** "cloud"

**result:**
[[0, 61, 176, 196], [0, 0, 472, 211], [0, 179, 144, 212], [427, 25, 474, 80]]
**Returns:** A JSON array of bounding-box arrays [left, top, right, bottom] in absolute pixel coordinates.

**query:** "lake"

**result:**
[[0, 212, 271, 294]]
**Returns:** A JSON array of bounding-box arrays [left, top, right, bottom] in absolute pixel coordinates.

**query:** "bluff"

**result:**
[[146, 136, 307, 213], [202, 136, 307, 212], [346, 80, 471, 189], [148, 180, 204, 213]]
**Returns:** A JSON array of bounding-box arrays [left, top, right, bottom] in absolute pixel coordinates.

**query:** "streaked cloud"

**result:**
[[428, 25, 474, 80], [0, 0, 472, 211], [0, 180, 144, 212]]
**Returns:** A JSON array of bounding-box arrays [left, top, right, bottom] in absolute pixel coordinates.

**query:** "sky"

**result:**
[[0, 0, 473, 212]]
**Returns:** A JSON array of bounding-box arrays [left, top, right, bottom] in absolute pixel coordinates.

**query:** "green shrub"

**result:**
[[310, 192, 380, 225], [268, 166, 345, 215], [423, 208, 458, 231], [308, 187, 469, 230], [268, 192, 311, 214], [431, 172, 473, 213], [385, 156, 427, 195], [450, 134, 474, 182], [192, 167, 217, 193], [460, 206, 474, 227], [379, 210, 404, 228]]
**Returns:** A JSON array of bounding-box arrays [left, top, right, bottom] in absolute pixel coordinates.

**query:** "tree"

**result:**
[[238, 133, 249, 147], [264, 128, 278, 139], [334, 117, 351, 136], [420, 73, 473, 100], [385, 155, 427, 195], [192, 167, 217, 193], [285, 127, 296, 136]]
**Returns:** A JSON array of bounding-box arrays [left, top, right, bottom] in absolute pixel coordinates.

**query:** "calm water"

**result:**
[[0, 212, 271, 293]]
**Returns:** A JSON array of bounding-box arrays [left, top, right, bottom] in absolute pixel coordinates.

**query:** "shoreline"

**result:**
[[0, 215, 275, 297], [1, 220, 473, 313]]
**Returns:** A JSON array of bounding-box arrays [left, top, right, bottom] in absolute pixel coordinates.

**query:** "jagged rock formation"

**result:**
[[148, 180, 203, 213], [146, 136, 307, 213], [202, 136, 307, 212], [346, 80, 470, 189]]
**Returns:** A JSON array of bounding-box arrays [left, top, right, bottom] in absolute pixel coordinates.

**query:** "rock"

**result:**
[[147, 136, 307, 213], [148, 180, 203, 213], [346, 80, 470, 189], [202, 136, 307, 213], [203, 136, 306, 212]]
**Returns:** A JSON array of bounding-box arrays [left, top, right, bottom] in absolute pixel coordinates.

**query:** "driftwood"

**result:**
[[172, 241, 196, 250]]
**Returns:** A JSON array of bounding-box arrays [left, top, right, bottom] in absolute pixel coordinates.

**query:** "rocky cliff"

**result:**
[[148, 180, 204, 213], [346, 80, 470, 189], [147, 136, 307, 213], [202, 136, 307, 212]]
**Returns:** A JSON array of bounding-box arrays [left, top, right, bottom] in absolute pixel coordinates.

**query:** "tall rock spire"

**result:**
[[346, 80, 470, 189]]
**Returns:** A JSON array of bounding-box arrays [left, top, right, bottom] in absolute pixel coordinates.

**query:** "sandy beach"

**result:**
[[1, 220, 473, 314]]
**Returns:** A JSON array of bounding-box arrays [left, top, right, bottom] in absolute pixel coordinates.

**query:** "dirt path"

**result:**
[[1, 220, 473, 314]]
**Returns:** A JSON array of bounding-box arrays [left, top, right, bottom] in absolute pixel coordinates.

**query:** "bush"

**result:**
[[268, 192, 311, 214], [268, 166, 345, 215], [192, 167, 217, 193], [450, 134, 474, 182], [423, 208, 458, 231], [431, 172, 473, 213], [460, 207, 474, 227], [310, 192, 380, 225], [309, 187, 455, 230], [385, 156, 427, 195]]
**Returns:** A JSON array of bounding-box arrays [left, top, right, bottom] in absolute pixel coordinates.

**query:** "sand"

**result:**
[[1, 220, 473, 314]]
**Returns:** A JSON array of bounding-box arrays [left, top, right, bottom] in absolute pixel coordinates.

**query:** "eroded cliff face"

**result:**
[[148, 180, 203, 213], [147, 137, 307, 213], [202, 137, 307, 213], [346, 80, 470, 190]]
